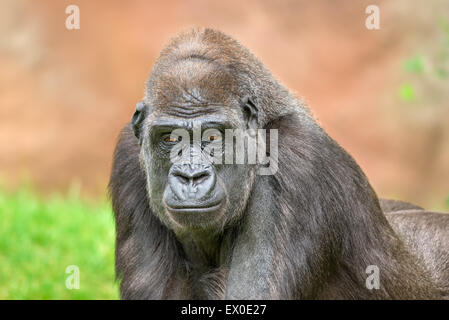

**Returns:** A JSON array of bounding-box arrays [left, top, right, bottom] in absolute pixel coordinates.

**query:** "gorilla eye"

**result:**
[[163, 135, 182, 143], [208, 135, 221, 142]]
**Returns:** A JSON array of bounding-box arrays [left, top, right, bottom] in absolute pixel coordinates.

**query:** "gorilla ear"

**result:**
[[241, 96, 259, 129], [131, 101, 147, 141]]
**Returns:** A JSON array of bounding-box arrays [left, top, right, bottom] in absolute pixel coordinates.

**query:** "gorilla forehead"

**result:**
[[146, 58, 243, 122], [148, 58, 240, 111]]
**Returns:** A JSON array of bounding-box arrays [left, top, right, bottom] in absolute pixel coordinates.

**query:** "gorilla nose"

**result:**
[[174, 169, 210, 186], [168, 164, 216, 200]]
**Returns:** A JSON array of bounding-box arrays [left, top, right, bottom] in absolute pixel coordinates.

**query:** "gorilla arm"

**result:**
[[225, 175, 278, 299], [380, 198, 449, 296], [386, 210, 449, 297]]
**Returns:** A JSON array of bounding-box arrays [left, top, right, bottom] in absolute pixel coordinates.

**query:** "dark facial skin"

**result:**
[[140, 108, 255, 234]]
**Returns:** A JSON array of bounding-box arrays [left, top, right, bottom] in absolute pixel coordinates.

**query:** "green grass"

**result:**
[[398, 83, 416, 102], [0, 187, 119, 299]]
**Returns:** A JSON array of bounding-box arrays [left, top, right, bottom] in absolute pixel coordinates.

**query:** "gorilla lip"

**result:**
[[166, 201, 223, 213]]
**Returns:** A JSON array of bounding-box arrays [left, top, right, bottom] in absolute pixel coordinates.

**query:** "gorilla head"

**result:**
[[131, 55, 262, 233]]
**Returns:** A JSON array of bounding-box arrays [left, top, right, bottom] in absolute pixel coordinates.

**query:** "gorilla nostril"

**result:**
[[174, 172, 210, 186], [192, 173, 210, 186], [174, 174, 190, 185]]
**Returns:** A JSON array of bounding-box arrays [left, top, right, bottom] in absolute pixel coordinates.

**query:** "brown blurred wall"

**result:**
[[0, 0, 448, 209]]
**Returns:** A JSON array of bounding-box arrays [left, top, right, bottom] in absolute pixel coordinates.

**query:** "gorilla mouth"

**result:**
[[166, 199, 223, 213]]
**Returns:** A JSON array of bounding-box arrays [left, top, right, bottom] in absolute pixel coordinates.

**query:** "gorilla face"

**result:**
[[142, 111, 255, 232], [132, 59, 258, 233]]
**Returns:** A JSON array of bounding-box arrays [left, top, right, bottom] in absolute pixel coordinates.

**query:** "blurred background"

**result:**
[[0, 0, 448, 299]]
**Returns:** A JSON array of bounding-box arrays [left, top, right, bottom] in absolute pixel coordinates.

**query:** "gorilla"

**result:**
[[109, 28, 449, 299]]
